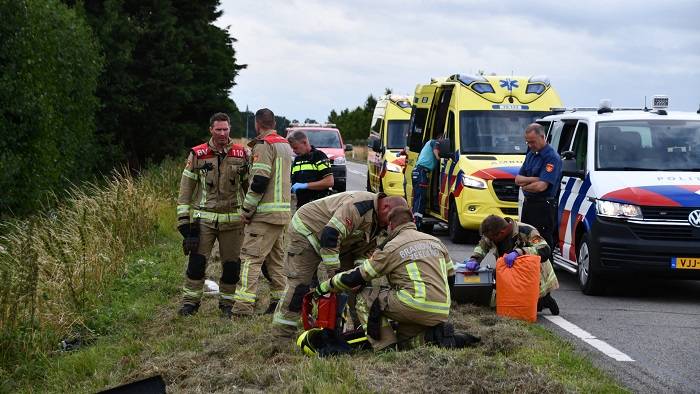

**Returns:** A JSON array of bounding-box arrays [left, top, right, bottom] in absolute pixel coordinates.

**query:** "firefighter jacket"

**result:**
[[290, 191, 383, 271], [470, 218, 551, 263], [323, 221, 455, 316], [241, 129, 293, 225], [177, 138, 249, 230]]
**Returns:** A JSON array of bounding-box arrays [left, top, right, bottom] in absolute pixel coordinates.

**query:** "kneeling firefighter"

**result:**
[[310, 206, 480, 351]]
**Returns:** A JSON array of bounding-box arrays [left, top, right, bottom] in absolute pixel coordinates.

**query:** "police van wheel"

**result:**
[[577, 234, 605, 296], [448, 200, 470, 244]]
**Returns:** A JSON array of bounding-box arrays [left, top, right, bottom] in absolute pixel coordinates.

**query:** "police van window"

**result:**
[[460, 111, 550, 154], [548, 121, 564, 151], [571, 122, 588, 171], [537, 120, 553, 142], [557, 120, 577, 153], [408, 108, 428, 151]]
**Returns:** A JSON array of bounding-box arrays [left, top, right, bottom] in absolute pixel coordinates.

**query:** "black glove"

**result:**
[[179, 223, 199, 255], [177, 224, 190, 239]]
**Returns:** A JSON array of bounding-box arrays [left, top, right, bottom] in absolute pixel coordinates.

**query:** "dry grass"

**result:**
[[347, 144, 368, 163]]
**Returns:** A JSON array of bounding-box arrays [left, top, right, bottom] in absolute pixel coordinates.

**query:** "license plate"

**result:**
[[671, 257, 700, 270]]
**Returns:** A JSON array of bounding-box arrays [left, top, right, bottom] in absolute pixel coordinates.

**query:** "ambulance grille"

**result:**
[[641, 206, 699, 221], [492, 179, 519, 202], [627, 223, 699, 240]]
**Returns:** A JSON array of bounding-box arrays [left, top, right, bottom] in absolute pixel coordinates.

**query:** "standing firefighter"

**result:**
[[313, 206, 479, 351], [464, 214, 560, 314], [232, 108, 293, 316], [271, 191, 407, 340], [287, 130, 334, 209], [177, 112, 249, 318]]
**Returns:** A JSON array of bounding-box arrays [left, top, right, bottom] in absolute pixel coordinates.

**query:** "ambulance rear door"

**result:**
[[406, 84, 438, 207]]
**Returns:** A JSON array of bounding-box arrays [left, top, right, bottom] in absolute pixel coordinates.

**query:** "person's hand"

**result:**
[[465, 259, 480, 271], [182, 235, 199, 256], [312, 286, 327, 300], [241, 216, 251, 225], [504, 251, 520, 267], [291, 183, 308, 193]]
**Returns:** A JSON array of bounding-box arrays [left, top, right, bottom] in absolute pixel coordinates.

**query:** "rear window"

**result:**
[[301, 129, 342, 148]]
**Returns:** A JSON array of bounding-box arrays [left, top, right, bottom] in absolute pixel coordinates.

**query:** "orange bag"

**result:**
[[495, 255, 540, 322]]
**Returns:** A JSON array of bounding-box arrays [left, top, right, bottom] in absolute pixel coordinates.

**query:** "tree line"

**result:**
[[0, 0, 246, 216], [327, 94, 377, 143]]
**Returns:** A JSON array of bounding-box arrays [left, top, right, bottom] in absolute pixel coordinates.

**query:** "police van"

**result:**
[[366, 94, 412, 196], [536, 97, 700, 295], [405, 74, 563, 242]]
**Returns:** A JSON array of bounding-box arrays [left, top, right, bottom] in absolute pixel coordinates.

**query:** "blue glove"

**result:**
[[465, 259, 480, 271], [504, 251, 520, 268], [291, 182, 308, 193]]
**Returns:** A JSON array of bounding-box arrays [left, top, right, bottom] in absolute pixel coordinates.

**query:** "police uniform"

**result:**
[[518, 143, 562, 250], [271, 191, 384, 339], [232, 129, 293, 315], [177, 138, 249, 311], [291, 146, 332, 208], [470, 218, 559, 298]]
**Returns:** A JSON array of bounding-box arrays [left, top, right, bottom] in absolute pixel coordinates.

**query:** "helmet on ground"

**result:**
[[296, 328, 324, 357]]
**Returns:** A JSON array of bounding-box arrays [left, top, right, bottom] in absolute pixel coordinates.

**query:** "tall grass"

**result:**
[[0, 159, 181, 369]]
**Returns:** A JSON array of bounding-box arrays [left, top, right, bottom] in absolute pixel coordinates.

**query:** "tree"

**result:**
[[327, 94, 376, 142]]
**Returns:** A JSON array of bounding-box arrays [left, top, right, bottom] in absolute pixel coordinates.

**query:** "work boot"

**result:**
[[178, 302, 200, 317], [454, 332, 481, 348], [264, 301, 278, 315], [219, 303, 233, 319], [538, 293, 560, 315]]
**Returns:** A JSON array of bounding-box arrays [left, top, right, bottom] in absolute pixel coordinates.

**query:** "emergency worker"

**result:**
[[271, 191, 408, 340], [515, 123, 562, 251], [177, 112, 249, 318], [232, 108, 293, 316], [287, 131, 334, 209], [465, 214, 559, 314], [314, 206, 479, 350], [411, 139, 440, 228]]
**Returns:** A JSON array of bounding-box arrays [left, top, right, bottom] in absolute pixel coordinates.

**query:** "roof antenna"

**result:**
[[697, 104, 700, 114], [643, 95, 648, 111]]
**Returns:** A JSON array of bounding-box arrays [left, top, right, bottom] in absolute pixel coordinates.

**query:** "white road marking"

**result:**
[[544, 315, 635, 362], [349, 169, 365, 176]]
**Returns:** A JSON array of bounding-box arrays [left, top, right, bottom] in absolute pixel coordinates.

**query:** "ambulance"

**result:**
[[366, 94, 412, 196], [404, 74, 563, 242], [535, 97, 700, 295]]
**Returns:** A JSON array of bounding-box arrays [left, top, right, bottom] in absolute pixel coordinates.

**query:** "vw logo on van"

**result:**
[[689, 210, 700, 228]]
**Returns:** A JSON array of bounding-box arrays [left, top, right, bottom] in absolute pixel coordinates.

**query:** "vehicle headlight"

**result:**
[[385, 162, 402, 173], [462, 175, 487, 189], [595, 200, 642, 219], [333, 157, 346, 165]]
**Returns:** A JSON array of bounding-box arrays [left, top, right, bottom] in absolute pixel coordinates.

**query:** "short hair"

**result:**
[[480, 214, 508, 238], [287, 130, 308, 144], [525, 123, 545, 137], [388, 206, 413, 226], [209, 112, 230, 127], [255, 108, 276, 129]]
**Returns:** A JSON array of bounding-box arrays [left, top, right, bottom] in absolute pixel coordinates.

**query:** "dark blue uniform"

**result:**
[[518, 144, 562, 250]]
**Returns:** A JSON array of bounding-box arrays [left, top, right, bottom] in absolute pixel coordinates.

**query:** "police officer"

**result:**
[[287, 131, 334, 209], [464, 214, 559, 314], [177, 112, 249, 318], [232, 108, 293, 316], [515, 123, 562, 251], [411, 139, 440, 228], [271, 191, 407, 341], [313, 206, 479, 350]]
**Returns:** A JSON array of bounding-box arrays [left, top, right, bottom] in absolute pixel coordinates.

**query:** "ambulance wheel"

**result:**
[[577, 233, 605, 296], [448, 200, 470, 244]]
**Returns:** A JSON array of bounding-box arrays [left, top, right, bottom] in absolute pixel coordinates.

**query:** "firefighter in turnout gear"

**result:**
[[271, 192, 408, 340], [313, 206, 479, 350], [466, 214, 560, 314], [177, 112, 249, 318], [232, 108, 293, 316]]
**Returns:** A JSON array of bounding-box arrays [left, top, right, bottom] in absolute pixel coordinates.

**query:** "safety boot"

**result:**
[[425, 323, 480, 349], [538, 293, 560, 316], [178, 302, 200, 317], [219, 303, 233, 319]]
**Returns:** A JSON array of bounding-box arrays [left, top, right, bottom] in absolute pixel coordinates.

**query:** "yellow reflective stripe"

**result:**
[[199, 171, 207, 206], [321, 254, 340, 266], [270, 290, 285, 300], [177, 204, 191, 215], [183, 169, 199, 180], [315, 162, 330, 170], [291, 215, 321, 254], [291, 163, 316, 173], [245, 193, 262, 207], [440, 258, 450, 299], [251, 162, 272, 172], [219, 293, 235, 301], [274, 158, 282, 203], [329, 216, 348, 237], [182, 287, 202, 298], [397, 290, 450, 315], [234, 292, 256, 303], [234, 259, 256, 302], [257, 202, 290, 212], [192, 210, 241, 223], [273, 312, 300, 327], [406, 262, 426, 300], [362, 259, 379, 279]]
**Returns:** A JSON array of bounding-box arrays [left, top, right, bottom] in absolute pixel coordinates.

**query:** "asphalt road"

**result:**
[[347, 160, 700, 393]]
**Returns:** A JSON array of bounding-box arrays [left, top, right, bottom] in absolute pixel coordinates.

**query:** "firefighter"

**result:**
[[177, 112, 249, 318], [465, 214, 560, 315], [287, 130, 334, 209], [271, 191, 408, 340], [313, 206, 479, 350], [232, 108, 293, 316]]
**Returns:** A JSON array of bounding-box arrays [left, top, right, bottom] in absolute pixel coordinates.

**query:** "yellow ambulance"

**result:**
[[405, 74, 563, 242], [366, 94, 412, 196]]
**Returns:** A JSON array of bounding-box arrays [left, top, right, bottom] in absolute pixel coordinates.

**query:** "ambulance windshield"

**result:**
[[459, 111, 550, 154], [596, 120, 700, 171], [305, 130, 342, 148], [386, 120, 410, 149]]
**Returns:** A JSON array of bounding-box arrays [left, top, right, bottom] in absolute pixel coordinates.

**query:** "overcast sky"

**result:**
[[216, 0, 700, 122]]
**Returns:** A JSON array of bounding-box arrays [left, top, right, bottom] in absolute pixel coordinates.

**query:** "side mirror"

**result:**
[[344, 144, 353, 152], [438, 138, 453, 159], [371, 139, 382, 152], [561, 150, 584, 178]]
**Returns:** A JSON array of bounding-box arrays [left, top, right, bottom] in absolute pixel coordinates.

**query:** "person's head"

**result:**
[[255, 108, 276, 135], [524, 123, 547, 152], [480, 214, 512, 242], [287, 131, 311, 155], [387, 206, 414, 232], [209, 112, 231, 148], [377, 195, 408, 228]]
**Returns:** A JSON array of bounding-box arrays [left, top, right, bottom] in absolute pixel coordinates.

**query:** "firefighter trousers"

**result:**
[[232, 220, 287, 315]]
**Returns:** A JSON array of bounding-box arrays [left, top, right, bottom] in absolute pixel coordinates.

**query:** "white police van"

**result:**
[[535, 96, 700, 295]]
